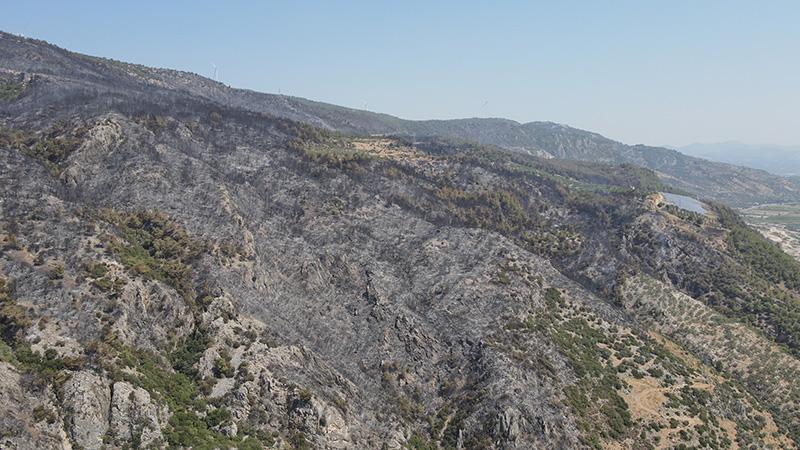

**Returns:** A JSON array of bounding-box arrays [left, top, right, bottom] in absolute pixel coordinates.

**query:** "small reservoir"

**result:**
[[660, 192, 706, 214]]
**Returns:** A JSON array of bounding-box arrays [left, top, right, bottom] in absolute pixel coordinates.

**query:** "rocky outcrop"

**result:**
[[109, 381, 167, 448], [0, 363, 71, 450], [62, 371, 110, 450]]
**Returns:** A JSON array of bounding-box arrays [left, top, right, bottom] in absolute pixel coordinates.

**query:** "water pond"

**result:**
[[661, 192, 706, 214]]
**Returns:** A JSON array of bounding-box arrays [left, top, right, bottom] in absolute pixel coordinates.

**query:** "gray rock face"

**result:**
[[495, 408, 522, 446], [62, 371, 110, 450], [0, 363, 71, 450], [109, 381, 166, 448]]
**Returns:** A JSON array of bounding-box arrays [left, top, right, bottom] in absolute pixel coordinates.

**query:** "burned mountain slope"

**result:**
[[1, 32, 799, 449]]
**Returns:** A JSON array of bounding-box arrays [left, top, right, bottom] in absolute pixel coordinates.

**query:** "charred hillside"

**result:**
[[1, 32, 800, 450], [2, 31, 798, 207]]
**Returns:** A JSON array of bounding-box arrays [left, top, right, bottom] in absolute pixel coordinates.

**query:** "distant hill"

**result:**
[[678, 142, 800, 177], [1, 30, 799, 207]]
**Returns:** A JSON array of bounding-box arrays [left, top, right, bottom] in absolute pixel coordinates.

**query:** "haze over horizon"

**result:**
[[4, 0, 798, 147]]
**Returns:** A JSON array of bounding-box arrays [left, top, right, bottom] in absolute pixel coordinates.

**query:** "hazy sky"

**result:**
[[3, 1, 799, 146]]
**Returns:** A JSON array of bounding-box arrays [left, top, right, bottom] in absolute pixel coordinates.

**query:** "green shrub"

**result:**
[[213, 352, 234, 378], [85, 262, 109, 279], [48, 263, 64, 280], [0, 79, 26, 101], [32, 406, 57, 424], [0, 278, 30, 345], [109, 343, 262, 450], [100, 210, 205, 304], [204, 407, 231, 428], [406, 433, 436, 450], [0, 124, 84, 175], [171, 329, 211, 378]]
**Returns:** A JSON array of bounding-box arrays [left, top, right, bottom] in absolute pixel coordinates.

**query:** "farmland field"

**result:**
[[741, 203, 800, 260]]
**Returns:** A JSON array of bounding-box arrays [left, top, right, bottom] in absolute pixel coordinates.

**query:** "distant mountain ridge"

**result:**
[[1, 30, 799, 206], [678, 141, 800, 177]]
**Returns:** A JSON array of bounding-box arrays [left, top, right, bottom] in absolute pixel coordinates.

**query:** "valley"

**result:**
[[740, 204, 800, 261]]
